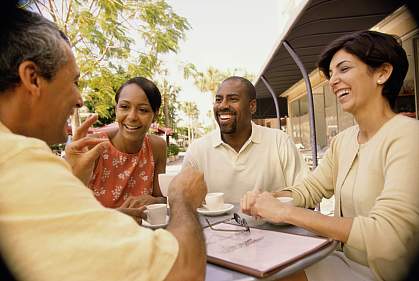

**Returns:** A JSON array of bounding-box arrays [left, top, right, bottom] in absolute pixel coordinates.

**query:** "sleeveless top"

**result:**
[[88, 133, 155, 208]]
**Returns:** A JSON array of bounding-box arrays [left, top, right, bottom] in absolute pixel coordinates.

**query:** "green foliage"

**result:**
[[183, 63, 255, 96], [167, 143, 180, 157], [179, 101, 199, 144], [156, 79, 181, 129], [179, 101, 199, 120], [49, 143, 66, 155], [33, 0, 189, 125]]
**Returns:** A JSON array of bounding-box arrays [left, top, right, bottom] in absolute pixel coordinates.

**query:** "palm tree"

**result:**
[[180, 101, 199, 145], [183, 63, 255, 97]]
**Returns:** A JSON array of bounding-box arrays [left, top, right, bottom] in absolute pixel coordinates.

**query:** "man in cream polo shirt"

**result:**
[[182, 76, 308, 203]]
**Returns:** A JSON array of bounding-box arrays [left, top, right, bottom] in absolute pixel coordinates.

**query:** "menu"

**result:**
[[204, 223, 332, 278]]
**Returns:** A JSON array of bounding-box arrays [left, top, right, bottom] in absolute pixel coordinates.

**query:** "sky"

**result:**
[[162, 0, 307, 127]]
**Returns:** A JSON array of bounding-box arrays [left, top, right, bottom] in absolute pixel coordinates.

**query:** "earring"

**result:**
[[377, 80, 382, 84]]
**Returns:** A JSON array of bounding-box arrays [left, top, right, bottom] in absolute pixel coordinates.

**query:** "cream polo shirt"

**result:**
[[0, 121, 178, 281], [182, 122, 308, 203]]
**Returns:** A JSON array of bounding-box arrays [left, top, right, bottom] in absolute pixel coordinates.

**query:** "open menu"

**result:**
[[204, 223, 332, 278]]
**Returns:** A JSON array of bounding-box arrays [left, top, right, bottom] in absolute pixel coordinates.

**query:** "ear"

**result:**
[[249, 99, 257, 115], [18, 61, 42, 97], [376, 63, 393, 85]]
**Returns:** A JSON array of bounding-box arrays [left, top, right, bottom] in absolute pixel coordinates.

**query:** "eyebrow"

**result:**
[[216, 93, 240, 97], [331, 60, 350, 70], [118, 100, 150, 106], [329, 60, 351, 74]]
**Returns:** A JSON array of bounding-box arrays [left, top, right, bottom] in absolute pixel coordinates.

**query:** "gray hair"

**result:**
[[0, 8, 70, 92]]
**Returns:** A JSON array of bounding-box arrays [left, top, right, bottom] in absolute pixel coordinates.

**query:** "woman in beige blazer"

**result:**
[[241, 31, 419, 281]]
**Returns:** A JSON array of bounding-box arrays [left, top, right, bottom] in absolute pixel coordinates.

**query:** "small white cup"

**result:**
[[158, 173, 177, 197], [277, 197, 294, 206], [205, 192, 224, 210], [145, 204, 167, 225]]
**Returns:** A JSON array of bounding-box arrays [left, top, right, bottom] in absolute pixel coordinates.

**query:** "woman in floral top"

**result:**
[[89, 77, 167, 209]]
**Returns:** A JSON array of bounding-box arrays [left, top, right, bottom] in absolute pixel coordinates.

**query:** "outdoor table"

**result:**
[[200, 204, 338, 281]]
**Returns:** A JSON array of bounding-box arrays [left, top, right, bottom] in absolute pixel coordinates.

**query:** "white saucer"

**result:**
[[197, 203, 234, 216], [142, 215, 169, 229]]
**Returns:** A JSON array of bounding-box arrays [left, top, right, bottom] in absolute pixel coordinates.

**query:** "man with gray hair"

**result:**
[[0, 4, 206, 281]]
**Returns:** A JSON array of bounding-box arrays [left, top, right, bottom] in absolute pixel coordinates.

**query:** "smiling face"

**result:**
[[328, 49, 384, 115], [115, 83, 155, 142], [213, 79, 255, 135]]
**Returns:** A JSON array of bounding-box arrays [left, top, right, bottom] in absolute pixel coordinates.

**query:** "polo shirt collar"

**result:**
[[211, 121, 262, 147]]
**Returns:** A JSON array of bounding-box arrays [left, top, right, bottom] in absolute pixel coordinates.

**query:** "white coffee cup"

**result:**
[[205, 192, 224, 210], [158, 173, 177, 197], [277, 196, 294, 206], [145, 204, 167, 225]]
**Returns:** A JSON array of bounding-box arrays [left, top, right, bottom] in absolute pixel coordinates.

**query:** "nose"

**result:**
[[127, 108, 139, 121], [328, 72, 339, 90], [75, 91, 83, 108], [219, 98, 229, 110]]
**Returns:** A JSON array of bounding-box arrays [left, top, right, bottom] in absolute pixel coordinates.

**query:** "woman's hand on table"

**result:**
[[240, 190, 260, 216], [252, 192, 292, 224]]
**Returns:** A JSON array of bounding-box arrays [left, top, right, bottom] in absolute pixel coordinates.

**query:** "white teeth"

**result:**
[[219, 114, 232, 120], [124, 124, 140, 130], [336, 89, 350, 98]]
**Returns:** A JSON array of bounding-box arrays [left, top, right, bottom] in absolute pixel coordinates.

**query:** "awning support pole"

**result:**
[[261, 75, 281, 129], [283, 40, 318, 168]]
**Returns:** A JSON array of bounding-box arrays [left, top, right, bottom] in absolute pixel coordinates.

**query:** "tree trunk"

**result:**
[[163, 91, 170, 128]]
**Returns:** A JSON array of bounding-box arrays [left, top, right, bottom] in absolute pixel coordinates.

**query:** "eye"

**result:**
[[138, 107, 150, 113], [74, 80, 80, 87], [118, 104, 128, 109], [340, 66, 350, 72], [215, 97, 222, 103]]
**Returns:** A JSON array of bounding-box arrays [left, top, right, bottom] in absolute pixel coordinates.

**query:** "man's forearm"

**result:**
[[165, 201, 206, 281]]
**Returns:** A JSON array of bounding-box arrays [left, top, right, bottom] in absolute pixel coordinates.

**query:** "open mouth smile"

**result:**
[[335, 88, 350, 101], [123, 124, 142, 131]]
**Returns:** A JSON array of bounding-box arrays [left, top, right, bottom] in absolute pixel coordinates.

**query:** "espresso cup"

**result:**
[[145, 204, 167, 225], [158, 173, 177, 197], [205, 192, 224, 210], [277, 196, 294, 206]]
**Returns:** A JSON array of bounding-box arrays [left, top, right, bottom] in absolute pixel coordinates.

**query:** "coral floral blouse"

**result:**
[[88, 134, 155, 208]]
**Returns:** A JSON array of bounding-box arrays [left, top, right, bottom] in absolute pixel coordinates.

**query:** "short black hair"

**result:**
[[318, 30, 408, 109], [115, 77, 162, 113], [221, 76, 256, 100]]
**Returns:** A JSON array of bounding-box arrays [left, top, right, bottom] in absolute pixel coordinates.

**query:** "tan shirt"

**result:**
[[284, 115, 419, 281], [183, 122, 308, 203], [0, 121, 178, 281]]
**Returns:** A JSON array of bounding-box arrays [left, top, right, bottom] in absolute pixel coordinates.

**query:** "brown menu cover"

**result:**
[[204, 223, 332, 278]]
